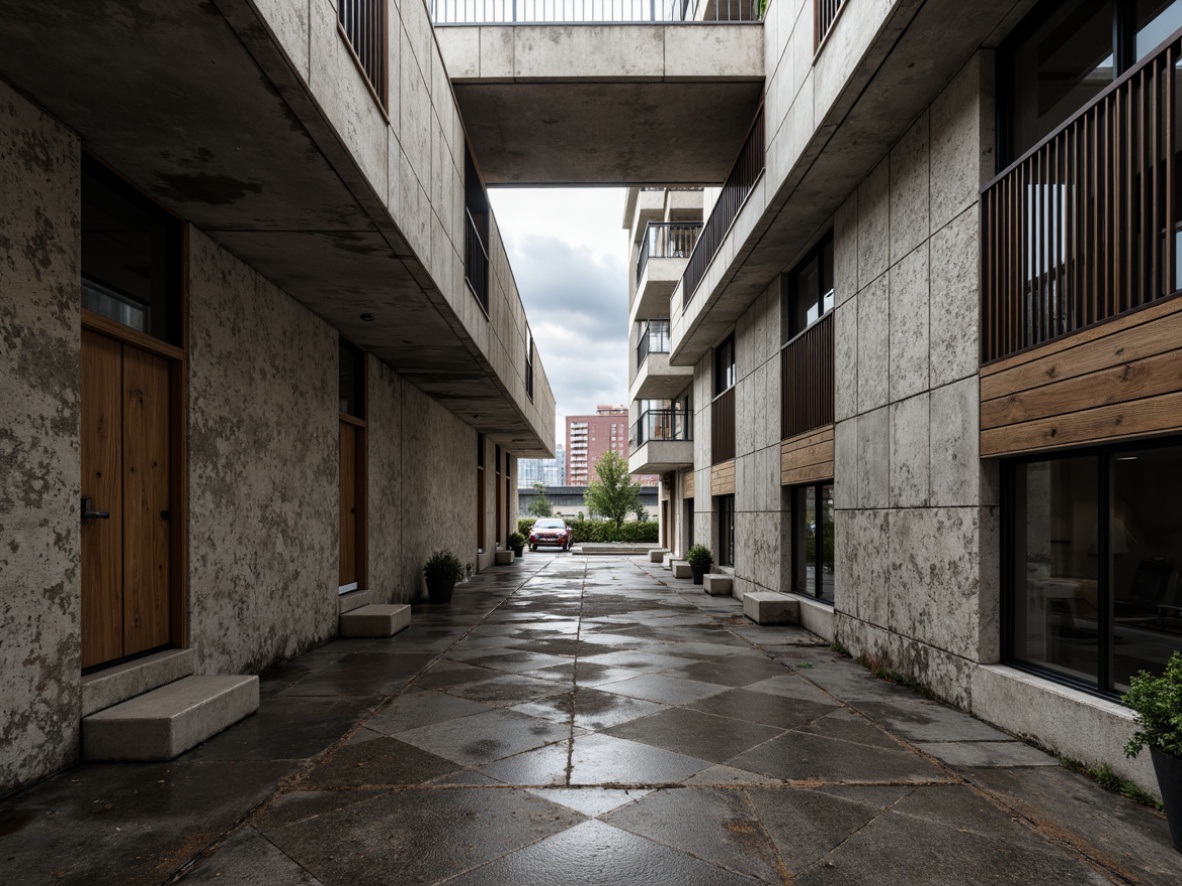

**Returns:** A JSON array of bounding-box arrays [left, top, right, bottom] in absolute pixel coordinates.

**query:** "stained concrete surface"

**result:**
[[0, 554, 1179, 884]]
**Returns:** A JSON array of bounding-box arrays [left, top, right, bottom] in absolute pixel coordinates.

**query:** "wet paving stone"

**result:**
[[5, 552, 1179, 885]]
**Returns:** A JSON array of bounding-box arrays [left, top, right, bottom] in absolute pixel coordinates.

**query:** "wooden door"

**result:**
[[339, 419, 359, 590], [81, 331, 172, 668]]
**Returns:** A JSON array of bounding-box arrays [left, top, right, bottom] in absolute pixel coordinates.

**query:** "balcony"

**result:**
[[634, 222, 702, 319], [979, 31, 1182, 456], [631, 319, 693, 400], [430, 0, 759, 24], [629, 408, 693, 474]]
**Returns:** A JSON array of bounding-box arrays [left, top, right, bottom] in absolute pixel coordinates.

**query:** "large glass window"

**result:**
[[1007, 442, 1182, 695], [1002, 0, 1182, 162], [784, 235, 834, 342], [792, 483, 835, 604], [714, 335, 736, 394], [717, 494, 735, 567]]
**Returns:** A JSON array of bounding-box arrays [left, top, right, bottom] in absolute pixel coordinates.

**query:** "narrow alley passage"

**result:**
[[1, 555, 1178, 885]]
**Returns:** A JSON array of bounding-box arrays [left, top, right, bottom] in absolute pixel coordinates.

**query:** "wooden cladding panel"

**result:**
[[981, 298, 1182, 456], [711, 460, 736, 496], [683, 469, 695, 498], [780, 425, 835, 486]]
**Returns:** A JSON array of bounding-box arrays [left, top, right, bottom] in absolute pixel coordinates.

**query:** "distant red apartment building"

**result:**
[[565, 405, 657, 486]]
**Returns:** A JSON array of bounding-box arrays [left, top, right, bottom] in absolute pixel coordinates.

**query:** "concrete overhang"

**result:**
[[632, 258, 685, 320], [630, 353, 694, 401], [670, 0, 1036, 365], [436, 24, 765, 184], [629, 440, 694, 474], [0, 0, 551, 455]]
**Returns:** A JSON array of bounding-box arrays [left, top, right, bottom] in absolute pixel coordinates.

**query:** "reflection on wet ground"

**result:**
[[1, 554, 1179, 884]]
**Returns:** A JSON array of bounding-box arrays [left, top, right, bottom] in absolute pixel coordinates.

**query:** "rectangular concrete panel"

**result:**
[[339, 604, 412, 639], [82, 676, 259, 762]]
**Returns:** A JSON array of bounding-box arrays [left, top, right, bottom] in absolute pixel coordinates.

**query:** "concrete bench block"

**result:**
[[340, 603, 412, 638], [703, 574, 732, 596], [649, 549, 669, 563], [743, 592, 800, 625], [495, 550, 514, 565], [661, 554, 673, 570], [671, 560, 692, 579], [83, 675, 258, 762], [338, 588, 373, 615]]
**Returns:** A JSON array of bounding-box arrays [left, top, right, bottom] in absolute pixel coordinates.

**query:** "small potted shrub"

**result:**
[[423, 550, 464, 604], [686, 544, 714, 585], [508, 531, 526, 558], [1124, 651, 1182, 851]]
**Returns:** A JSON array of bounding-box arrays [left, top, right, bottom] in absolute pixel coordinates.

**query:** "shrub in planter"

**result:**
[[423, 550, 464, 604], [1124, 651, 1182, 851], [686, 544, 714, 585], [508, 531, 526, 557], [518, 518, 536, 536]]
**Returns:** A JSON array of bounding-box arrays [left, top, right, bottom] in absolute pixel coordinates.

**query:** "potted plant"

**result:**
[[1124, 651, 1182, 851], [686, 544, 714, 585], [423, 550, 464, 604], [508, 531, 526, 557]]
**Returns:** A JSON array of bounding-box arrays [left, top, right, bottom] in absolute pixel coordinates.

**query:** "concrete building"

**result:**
[[612, 0, 1182, 800], [564, 405, 657, 486], [518, 443, 566, 488], [0, 1, 553, 797], [6, 0, 1182, 811]]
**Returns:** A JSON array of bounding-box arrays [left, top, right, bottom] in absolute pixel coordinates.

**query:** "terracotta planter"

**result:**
[[425, 575, 457, 604], [1151, 746, 1182, 851], [690, 564, 707, 584]]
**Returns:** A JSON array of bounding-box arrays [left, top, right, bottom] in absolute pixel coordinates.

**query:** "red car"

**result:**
[[529, 518, 573, 551]]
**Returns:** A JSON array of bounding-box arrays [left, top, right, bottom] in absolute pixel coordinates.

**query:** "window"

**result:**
[[1000, 0, 1182, 164], [717, 494, 735, 567], [465, 147, 490, 313], [337, 0, 388, 108], [477, 434, 486, 550], [1005, 440, 1182, 696], [525, 331, 535, 401], [714, 335, 736, 395], [783, 234, 834, 342], [792, 483, 835, 604], [339, 340, 365, 418], [82, 156, 183, 345]]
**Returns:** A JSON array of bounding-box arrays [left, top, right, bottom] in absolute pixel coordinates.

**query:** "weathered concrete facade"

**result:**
[[0, 0, 549, 798]]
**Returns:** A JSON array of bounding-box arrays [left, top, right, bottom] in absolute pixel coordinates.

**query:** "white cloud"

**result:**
[[490, 188, 631, 440]]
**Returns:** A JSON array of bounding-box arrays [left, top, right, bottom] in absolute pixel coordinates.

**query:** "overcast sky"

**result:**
[[489, 187, 630, 447]]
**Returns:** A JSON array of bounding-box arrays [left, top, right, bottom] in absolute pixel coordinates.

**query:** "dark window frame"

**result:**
[[791, 481, 835, 605], [782, 231, 835, 343], [1001, 434, 1182, 699], [716, 493, 736, 567]]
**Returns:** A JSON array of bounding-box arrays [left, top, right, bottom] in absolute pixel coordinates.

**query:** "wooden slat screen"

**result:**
[[981, 35, 1180, 364], [780, 311, 834, 440], [711, 386, 736, 464]]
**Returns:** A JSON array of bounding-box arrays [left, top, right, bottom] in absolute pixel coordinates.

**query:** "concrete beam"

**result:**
[[437, 24, 764, 184]]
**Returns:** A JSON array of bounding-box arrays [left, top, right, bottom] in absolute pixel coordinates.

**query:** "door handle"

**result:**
[[81, 496, 110, 525]]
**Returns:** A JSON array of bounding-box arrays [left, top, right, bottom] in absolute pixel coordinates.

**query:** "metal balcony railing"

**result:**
[[814, 0, 845, 50], [682, 106, 765, 308], [430, 0, 759, 24], [465, 209, 489, 313], [636, 222, 702, 283], [338, 0, 388, 106], [781, 312, 834, 439], [981, 31, 1182, 363], [636, 319, 671, 368], [632, 407, 692, 448]]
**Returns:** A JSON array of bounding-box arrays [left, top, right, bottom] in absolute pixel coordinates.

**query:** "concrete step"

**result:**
[[81, 648, 196, 717], [82, 675, 258, 762], [339, 603, 412, 638], [703, 573, 733, 596], [671, 560, 692, 579], [338, 588, 374, 615], [649, 548, 669, 563], [495, 550, 515, 565], [743, 592, 800, 625], [661, 555, 673, 570]]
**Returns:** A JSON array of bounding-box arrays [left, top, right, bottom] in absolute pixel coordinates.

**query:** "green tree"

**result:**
[[528, 481, 554, 517], [584, 451, 642, 531]]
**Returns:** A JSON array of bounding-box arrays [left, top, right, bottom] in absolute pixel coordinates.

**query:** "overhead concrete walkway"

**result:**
[[0, 554, 1178, 884], [436, 25, 764, 184]]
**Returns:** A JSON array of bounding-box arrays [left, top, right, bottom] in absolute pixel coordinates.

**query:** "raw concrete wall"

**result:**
[[0, 80, 82, 797], [830, 54, 999, 708], [187, 229, 340, 675]]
